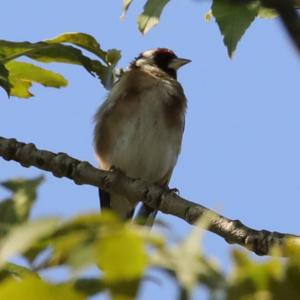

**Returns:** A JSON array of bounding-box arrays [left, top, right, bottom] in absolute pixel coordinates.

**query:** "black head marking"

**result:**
[[153, 49, 178, 79], [131, 48, 179, 79]]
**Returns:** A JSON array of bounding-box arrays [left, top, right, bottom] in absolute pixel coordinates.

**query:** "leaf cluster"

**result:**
[[0, 177, 300, 299], [123, 0, 299, 57], [1, 1, 299, 98], [0, 33, 121, 98], [1, 1, 300, 299]]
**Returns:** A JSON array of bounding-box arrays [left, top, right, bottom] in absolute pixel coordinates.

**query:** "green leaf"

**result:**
[[0, 40, 37, 61], [226, 241, 300, 299], [0, 34, 122, 92], [45, 32, 107, 60], [227, 250, 283, 299], [71, 278, 105, 297], [0, 176, 44, 233], [212, 0, 259, 57], [270, 240, 300, 299], [47, 231, 95, 270], [204, 9, 214, 22], [33, 212, 121, 270], [0, 39, 95, 73], [96, 223, 148, 299], [0, 39, 100, 68], [61, 210, 121, 231], [97, 225, 148, 282], [138, 0, 170, 34], [258, 6, 278, 19], [6, 61, 67, 98], [0, 38, 111, 90], [0, 199, 19, 235], [106, 49, 121, 66], [0, 263, 39, 282], [0, 277, 84, 300], [0, 63, 10, 96], [0, 218, 60, 266], [109, 279, 140, 300], [26, 44, 98, 72], [23, 243, 49, 265], [102, 49, 122, 90], [257, 0, 300, 19], [151, 217, 225, 292], [6, 80, 33, 98], [29, 46, 112, 90], [121, 0, 134, 19]]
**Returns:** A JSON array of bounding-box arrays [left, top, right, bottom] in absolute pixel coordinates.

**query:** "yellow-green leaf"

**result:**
[[97, 224, 147, 300], [0, 277, 83, 300], [151, 217, 223, 292], [106, 49, 121, 66], [46, 32, 107, 60], [0, 40, 90, 66], [97, 225, 148, 282], [0, 40, 101, 81], [121, 0, 134, 19], [138, 0, 170, 34], [6, 61, 67, 98], [204, 9, 214, 22], [0, 35, 117, 92], [0, 176, 44, 223], [258, 7, 278, 19], [71, 278, 105, 297], [227, 250, 283, 300], [36, 212, 121, 270], [212, 0, 259, 57], [0, 263, 39, 282], [8, 80, 33, 98], [0, 63, 10, 96], [0, 218, 60, 266]]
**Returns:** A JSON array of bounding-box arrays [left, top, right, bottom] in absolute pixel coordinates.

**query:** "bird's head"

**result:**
[[130, 48, 191, 79]]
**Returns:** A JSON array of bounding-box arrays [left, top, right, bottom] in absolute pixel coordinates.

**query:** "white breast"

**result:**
[[98, 75, 184, 184]]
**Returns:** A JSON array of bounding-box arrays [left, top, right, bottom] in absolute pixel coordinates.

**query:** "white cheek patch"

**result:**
[[142, 49, 156, 58], [135, 57, 154, 67]]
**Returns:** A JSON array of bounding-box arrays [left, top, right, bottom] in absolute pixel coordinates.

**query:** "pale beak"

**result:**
[[168, 57, 191, 70]]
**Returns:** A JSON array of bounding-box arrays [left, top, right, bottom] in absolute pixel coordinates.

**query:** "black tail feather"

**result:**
[[126, 209, 135, 219], [98, 188, 134, 220]]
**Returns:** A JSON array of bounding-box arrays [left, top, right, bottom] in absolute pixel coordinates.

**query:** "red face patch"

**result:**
[[155, 48, 176, 56]]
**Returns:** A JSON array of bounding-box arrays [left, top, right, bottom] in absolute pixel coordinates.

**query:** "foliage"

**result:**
[[0, 33, 121, 98], [211, 0, 260, 57], [0, 1, 299, 97], [121, 0, 300, 57], [137, 0, 170, 35], [1, 1, 299, 299], [0, 177, 300, 299]]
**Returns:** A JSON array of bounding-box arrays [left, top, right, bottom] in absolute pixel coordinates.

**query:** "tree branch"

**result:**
[[0, 136, 299, 256]]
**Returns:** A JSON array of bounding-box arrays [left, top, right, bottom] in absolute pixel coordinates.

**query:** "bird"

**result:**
[[94, 48, 190, 226]]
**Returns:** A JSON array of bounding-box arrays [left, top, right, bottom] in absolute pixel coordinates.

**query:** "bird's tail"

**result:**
[[98, 188, 134, 220]]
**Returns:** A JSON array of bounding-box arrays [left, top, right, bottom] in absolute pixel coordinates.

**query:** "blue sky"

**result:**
[[0, 1, 300, 299]]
